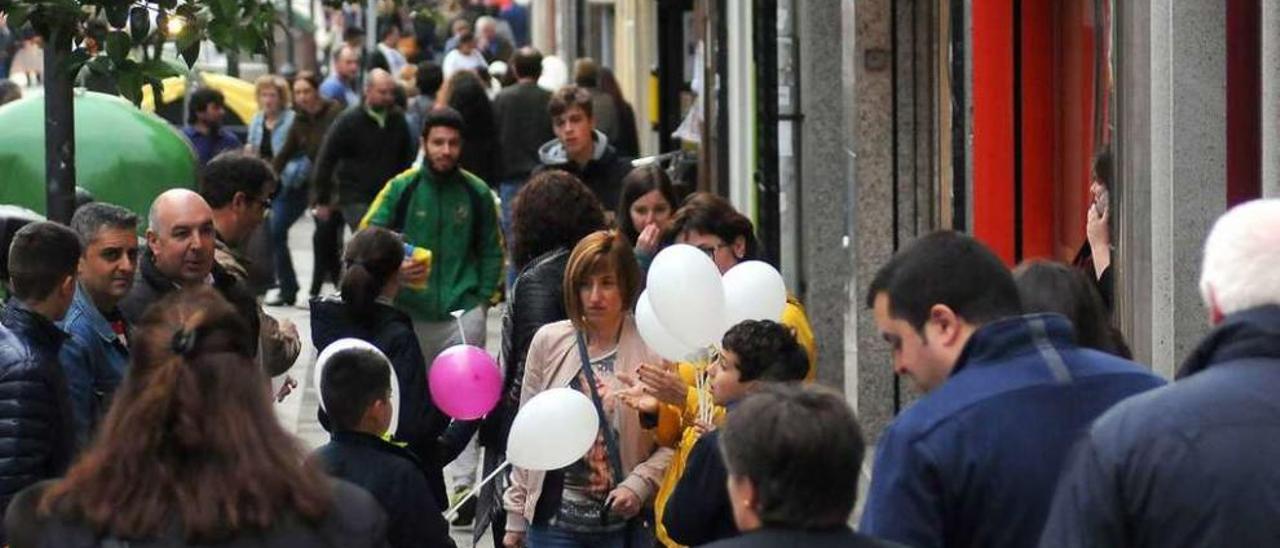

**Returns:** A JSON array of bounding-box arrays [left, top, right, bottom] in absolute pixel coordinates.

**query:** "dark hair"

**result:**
[[512, 47, 543, 80], [511, 171, 607, 270], [40, 287, 331, 542], [572, 57, 599, 87], [340, 227, 405, 323], [0, 80, 23, 105], [294, 69, 322, 91], [458, 30, 475, 45], [597, 67, 630, 111], [199, 152, 277, 209], [342, 26, 365, 42], [70, 202, 139, 247], [617, 165, 678, 243], [441, 71, 493, 144], [866, 231, 1021, 332], [377, 15, 401, 40], [415, 62, 444, 98], [422, 105, 467, 137], [548, 85, 594, 119], [187, 87, 225, 124], [1014, 260, 1129, 357], [321, 348, 391, 432], [1092, 148, 1113, 189], [719, 384, 866, 530], [564, 231, 641, 330], [668, 192, 762, 262], [721, 320, 808, 383], [8, 221, 81, 302]]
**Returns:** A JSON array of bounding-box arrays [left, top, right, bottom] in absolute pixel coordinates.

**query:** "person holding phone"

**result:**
[[1075, 149, 1116, 311]]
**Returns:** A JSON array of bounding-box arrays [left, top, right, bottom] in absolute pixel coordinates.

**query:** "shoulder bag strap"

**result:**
[[389, 175, 423, 233], [574, 331, 626, 485]]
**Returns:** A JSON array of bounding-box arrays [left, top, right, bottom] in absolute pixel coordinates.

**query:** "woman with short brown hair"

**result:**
[[503, 230, 672, 548], [5, 287, 388, 547]]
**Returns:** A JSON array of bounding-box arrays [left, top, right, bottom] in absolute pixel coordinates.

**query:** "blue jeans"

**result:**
[[527, 523, 652, 548], [269, 184, 308, 299], [499, 178, 525, 291]]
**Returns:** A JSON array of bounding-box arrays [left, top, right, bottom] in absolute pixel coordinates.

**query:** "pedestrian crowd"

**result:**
[[5, 3, 1280, 548]]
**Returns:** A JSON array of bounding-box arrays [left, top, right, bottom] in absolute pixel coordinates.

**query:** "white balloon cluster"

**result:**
[[637, 244, 788, 361]]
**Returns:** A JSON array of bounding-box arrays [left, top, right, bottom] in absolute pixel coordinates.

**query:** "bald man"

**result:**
[[311, 68, 416, 231], [119, 189, 297, 378]]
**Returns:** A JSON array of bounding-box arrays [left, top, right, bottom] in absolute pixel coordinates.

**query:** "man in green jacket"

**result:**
[[361, 106, 503, 359], [360, 107, 503, 514]]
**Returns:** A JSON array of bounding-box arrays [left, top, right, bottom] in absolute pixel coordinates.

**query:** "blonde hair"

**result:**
[[254, 74, 292, 107], [1199, 199, 1280, 316]]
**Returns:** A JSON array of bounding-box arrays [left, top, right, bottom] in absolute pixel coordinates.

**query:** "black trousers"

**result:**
[[310, 211, 344, 296]]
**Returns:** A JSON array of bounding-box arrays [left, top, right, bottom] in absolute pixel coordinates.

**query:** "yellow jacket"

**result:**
[[650, 296, 817, 547]]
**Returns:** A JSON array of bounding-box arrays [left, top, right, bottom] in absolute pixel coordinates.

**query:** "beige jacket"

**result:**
[[503, 317, 674, 533]]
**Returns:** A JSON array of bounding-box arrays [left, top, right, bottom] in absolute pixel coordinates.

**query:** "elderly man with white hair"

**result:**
[[1040, 199, 1280, 547]]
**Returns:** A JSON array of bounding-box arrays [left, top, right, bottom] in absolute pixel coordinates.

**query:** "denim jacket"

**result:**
[[249, 109, 309, 189], [57, 285, 126, 444]]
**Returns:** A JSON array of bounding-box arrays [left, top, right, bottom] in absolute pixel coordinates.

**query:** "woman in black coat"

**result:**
[[470, 170, 607, 543], [310, 226, 463, 509], [441, 69, 501, 186]]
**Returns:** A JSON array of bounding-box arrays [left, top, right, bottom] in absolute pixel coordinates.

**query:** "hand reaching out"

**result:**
[[637, 362, 689, 407]]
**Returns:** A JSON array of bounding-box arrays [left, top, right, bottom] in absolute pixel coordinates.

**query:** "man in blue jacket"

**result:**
[[59, 203, 138, 447], [858, 231, 1163, 548], [1040, 199, 1280, 547], [0, 221, 81, 545]]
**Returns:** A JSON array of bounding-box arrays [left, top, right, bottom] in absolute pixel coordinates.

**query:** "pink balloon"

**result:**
[[428, 345, 502, 420]]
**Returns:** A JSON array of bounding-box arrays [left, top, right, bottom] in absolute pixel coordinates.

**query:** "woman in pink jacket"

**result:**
[[503, 230, 673, 548]]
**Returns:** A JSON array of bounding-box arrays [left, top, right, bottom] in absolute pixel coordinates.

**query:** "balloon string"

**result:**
[[451, 309, 467, 346], [443, 460, 511, 521]]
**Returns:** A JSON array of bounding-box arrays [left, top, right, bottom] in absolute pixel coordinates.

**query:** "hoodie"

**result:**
[[535, 129, 633, 213]]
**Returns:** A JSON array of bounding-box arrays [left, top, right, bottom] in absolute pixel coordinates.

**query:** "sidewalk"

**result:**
[[266, 214, 499, 547]]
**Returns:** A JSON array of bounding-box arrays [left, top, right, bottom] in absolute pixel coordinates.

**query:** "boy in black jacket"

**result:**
[[310, 347, 455, 548], [663, 320, 811, 547]]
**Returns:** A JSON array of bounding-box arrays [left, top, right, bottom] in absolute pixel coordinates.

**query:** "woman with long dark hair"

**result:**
[[439, 69, 500, 186], [310, 226, 458, 510], [617, 165, 678, 274], [269, 70, 346, 305], [1014, 260, 1132, 358], [5, 287, 387, 546]]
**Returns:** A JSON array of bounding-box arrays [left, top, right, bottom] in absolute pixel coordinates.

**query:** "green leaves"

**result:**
[[25, 0, 273, 106]]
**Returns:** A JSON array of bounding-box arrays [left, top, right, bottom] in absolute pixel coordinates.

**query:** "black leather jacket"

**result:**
[[480, 248, 570, 451], [0, 300, 75, 545]]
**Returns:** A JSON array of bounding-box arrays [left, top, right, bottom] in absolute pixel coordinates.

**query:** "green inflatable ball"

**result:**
[[0, 90, 197, 229]]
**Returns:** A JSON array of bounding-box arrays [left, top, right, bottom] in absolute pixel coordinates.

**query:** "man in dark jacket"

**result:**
[[0, 221, 81, 545], [202, 153, 301, 381], [492, 47, 553, 242], [534, 85, 633, 215], [857, 231, 1164, 548], [310, 345, 455, 548], [119, 190, 261, 364], [1040, 199, 1280, 547], [312, 68, 416, 231]]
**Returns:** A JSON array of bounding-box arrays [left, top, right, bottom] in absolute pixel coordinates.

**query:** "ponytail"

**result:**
[[340, 227, 406, 324]]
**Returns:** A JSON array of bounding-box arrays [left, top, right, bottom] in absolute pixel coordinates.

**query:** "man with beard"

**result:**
[[313, 68, 416, 231], [59, 204, 139, 445], [361, 107, 503, 514], [183, 88, 242, 167]]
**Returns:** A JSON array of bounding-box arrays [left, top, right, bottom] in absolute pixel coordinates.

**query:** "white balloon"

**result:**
[[636, 291, 696, 362], [507, 388, 599, 471], [722, 261, 788, 330], [646, 244, 727, 349], [315, 338, 401, 437]]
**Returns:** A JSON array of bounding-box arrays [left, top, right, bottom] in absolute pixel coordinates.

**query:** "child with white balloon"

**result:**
[[501, 230, 673, 548], [620, 192, 815, 548]]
